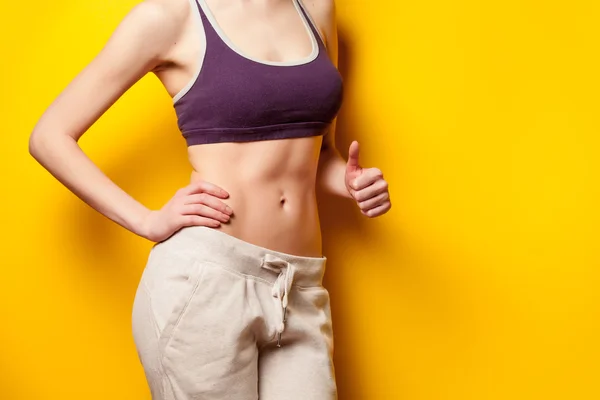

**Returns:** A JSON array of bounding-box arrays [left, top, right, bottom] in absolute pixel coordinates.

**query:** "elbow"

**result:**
[[28, 128, 51, 163], [28, 130, 43, 161], [29, 112, 81, 164], [28, 128, 68, 163]]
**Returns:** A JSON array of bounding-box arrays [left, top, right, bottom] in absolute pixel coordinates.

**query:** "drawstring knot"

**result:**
[[261, 254, 296, 347]]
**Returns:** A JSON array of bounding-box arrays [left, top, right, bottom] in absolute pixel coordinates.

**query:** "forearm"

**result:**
[[317, 146, 353, 199], [29, 133, 151, 236]]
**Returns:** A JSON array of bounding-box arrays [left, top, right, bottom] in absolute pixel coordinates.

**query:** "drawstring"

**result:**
[[261, 254, 296, 347]]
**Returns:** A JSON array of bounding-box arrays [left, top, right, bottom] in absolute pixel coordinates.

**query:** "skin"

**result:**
[[29, 0, 391, 258]]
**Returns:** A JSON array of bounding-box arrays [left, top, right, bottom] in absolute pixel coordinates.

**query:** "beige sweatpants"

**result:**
[[131, 226, 337, 399]]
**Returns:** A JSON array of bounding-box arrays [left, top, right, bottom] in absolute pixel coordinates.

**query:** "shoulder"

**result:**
[[300, 0, 336, 19], [298, 0, 337, 47], [132, 0, 191, 28], [110, 0, 194, 66], [122, 0, 192, 44]]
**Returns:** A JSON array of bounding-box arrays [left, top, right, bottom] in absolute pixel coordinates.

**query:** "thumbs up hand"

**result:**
[[345, 141, 392, 218]]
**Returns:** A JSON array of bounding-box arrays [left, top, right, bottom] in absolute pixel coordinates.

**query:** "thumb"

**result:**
[[346, 141, 361, 172]]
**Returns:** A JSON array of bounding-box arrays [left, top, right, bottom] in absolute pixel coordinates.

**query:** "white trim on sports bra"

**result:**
[[172, 0, 208, 104], [197, 0, 319, 67], [172, 0, 324, 105]]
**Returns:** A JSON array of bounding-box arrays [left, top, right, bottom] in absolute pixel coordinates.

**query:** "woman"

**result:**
[[29, 0, 391, 398]]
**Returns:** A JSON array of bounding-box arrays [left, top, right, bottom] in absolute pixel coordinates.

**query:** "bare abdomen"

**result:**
[[187, 136, 324, 257]]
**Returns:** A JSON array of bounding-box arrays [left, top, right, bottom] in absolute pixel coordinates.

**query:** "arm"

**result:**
[[315, 0, 352, 199], [29, 0, 232, 241], [318, 125, 353, 199], [314, 0, 392, 217]]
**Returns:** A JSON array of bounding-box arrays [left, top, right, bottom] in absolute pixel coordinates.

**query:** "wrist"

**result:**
[[343, 181, 354, 200], [129, 206, 153, 239]]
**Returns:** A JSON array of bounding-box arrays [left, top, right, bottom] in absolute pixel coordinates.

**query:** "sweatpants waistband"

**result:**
[[153, 226, 327, 288]]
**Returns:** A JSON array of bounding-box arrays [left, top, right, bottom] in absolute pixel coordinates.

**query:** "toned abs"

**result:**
[[188, 136, 324, 257]]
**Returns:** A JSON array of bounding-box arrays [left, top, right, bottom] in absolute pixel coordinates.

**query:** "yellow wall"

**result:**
[[1, 0, 599, 398]]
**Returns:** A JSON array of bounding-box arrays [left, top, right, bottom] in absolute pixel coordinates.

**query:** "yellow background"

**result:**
[[1, 0, 599, 398]]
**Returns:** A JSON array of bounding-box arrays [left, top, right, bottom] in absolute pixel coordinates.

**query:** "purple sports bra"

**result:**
[[172, 0, 344, 146]]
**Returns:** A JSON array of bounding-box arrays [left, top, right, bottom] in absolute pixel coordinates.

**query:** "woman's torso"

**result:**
[[154, 0, 337, 257], [188, 138, 323, 257]]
